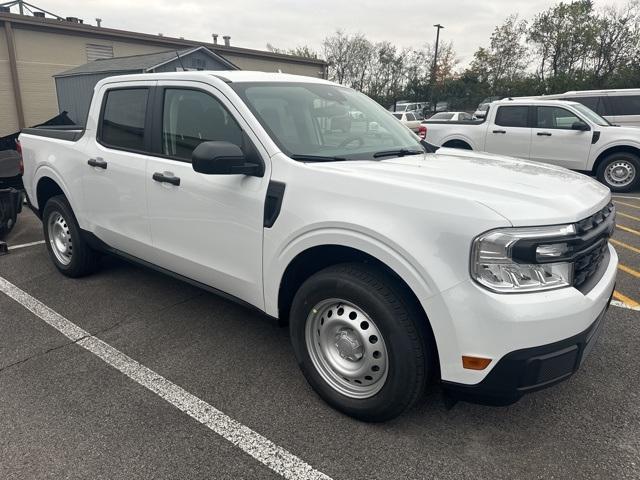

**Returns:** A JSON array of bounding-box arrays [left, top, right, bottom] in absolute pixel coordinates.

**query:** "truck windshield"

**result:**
[[231, 82, 424, 161], [572, 103, 611, 126]]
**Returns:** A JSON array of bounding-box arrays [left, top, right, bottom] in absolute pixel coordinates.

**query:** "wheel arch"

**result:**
[[591, 144, 640, 174], [274, 242, 440, 377], [442, 139, 473, 150]]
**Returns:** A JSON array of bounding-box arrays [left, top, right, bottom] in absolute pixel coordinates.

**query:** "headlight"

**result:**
[[471, 225, 576, 293]]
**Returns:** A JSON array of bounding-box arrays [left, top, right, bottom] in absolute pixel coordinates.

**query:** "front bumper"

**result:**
[[442, 295, 611, 405]]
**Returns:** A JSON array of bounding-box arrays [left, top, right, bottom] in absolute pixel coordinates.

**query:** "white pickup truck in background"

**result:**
[[421, 98, 640, 192], [18, 72, 617, 421]]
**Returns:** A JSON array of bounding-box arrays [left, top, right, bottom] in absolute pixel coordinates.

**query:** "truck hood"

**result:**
[[310, 149, 611, 226]]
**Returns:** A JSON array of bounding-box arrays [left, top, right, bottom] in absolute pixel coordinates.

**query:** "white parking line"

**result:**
[[612, 195, 640, 200], [610, 300, 640, 311], [0, 275, 332, 480], [7, 240, 45, 250]]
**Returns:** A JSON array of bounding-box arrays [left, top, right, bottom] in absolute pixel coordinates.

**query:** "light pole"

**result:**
[[431, 24, 444, 113]]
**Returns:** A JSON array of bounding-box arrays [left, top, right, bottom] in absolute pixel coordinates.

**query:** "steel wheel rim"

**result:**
[[605, 160, 636, 187], [305, 299, 389, 399], [47, 212, 72, 265]]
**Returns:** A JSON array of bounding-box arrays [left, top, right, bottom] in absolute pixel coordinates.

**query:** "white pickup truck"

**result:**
[[421, 98, 640, 192], [19, 72, 617, 421]]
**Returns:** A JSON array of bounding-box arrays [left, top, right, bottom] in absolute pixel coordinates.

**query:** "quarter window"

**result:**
[[536, 106, 581, 129], [566, 96, 603, 115], [608, 96, 640, 116], [495, 106, 529, 127], [162, 89, 243, 161], [100, 88, 148, 151]]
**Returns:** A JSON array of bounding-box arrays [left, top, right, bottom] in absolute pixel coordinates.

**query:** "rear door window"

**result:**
[[608, 96, 640, 116], [99, 88, 149, 151], [406, 113, 416, 121], [495, 106, 530, 127]]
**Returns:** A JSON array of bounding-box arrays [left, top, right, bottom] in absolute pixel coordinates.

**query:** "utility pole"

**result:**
[[431, 23, 444, 113]]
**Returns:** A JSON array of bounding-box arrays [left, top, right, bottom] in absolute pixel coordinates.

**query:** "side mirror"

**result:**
[[571, 121, 590, 131], [192, 141, 263, 176]]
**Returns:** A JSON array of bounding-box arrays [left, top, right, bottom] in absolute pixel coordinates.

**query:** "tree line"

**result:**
[[267, 0, 640, 110]]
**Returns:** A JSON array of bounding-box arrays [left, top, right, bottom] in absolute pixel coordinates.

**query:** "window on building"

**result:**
[[86, 44, 114, 62], [100, 88, 148, 151], [162, 88, 243, 160], [495, 106, 530, 127]]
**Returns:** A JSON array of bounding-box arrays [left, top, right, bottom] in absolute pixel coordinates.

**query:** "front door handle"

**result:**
[[152, 172, 181, 186], [88, 158, 107, 169], [492, 129, 506, 134], [537, 132, 552, 136]]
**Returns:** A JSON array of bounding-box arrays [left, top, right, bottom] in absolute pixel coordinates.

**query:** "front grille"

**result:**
[[573, 203, 615, 290]]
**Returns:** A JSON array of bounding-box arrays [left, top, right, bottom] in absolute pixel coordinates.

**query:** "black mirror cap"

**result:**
[[572, 121, 590, 131], [192, 141, 264, 176]]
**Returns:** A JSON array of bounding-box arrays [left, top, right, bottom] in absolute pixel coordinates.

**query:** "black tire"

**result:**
[[0, 214, 17, 239], [596, 152, 640, 193], [42, 195, 99, 277], [289, 263, 434, 421]]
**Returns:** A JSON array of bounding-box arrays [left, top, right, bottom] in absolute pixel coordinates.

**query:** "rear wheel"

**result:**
[[289, 263, 434, 421], [596, 152, 639, 192], [43, 195, 99, 277]]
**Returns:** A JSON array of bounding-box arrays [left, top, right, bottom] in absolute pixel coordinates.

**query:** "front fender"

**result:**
[[590, 139, 640, 170], [263, 223, 440, 318]]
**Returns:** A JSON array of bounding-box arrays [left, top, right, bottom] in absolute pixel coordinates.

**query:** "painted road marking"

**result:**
[[618, 212, 640, 223], [7, 240, 45, 250], [611, 299, 640, 311], [612, 195, 640, 200], [617, 224, 640, 237], [618, 263, 640, 279], [614, 200, 640, 210], [0, 276, 332, 480], [610, 239, 640, 255], [613, 291, 640, 309]]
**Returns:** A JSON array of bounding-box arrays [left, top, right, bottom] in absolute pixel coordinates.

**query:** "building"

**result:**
[[54, 47, 237, 124], [0, 9, 327, 136]]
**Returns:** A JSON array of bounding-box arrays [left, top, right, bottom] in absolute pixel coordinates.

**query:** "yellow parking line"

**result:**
[[617, 224, 640, 236], [613, 290, 640, 308], [618, 212, 640, 222], [614, 200, 640, 210], [610, 238, 640, 255], [618, 263, 640, 279]]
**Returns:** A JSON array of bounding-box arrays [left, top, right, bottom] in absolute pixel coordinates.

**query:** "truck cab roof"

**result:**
[[95, 70, 334, 89]]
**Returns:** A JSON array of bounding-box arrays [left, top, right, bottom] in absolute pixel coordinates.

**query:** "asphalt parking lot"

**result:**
[[1, 196, 639, 480]]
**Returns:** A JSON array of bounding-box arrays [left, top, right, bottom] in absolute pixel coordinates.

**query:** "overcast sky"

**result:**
[[33, 0, 630, 65]]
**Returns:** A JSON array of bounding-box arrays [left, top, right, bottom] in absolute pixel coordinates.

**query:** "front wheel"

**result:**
[[289, 263, 434, 421], [596, 153, 640, 192]]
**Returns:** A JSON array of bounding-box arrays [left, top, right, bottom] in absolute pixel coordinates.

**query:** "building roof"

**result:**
[[54, 46, 236, 77], [0, 11, 326, 67]]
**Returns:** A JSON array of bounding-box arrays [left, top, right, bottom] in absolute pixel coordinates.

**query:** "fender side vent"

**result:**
[[264, 181, 286, 228]]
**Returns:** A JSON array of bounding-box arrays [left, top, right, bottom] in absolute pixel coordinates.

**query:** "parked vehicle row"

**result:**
[[422, 98, 640, 192], [19, 71, 617, 421]]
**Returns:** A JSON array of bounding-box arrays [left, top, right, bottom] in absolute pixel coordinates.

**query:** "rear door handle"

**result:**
[[492, 130, 506, 134], [537, 132, 552, 136], [88, 158, 107, 169], [152, 172, 180, 186]]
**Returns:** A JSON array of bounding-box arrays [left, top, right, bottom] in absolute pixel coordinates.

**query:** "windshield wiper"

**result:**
[[372, 148, 424, 159], [291, 154, 348, 162]]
